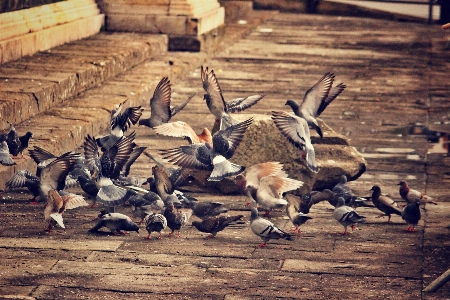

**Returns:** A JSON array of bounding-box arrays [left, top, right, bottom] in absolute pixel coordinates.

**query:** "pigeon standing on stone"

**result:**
[[88, 212, 139, 235], [153, 121, 213, 145], [201, 66, 264, 130], [44, 189, 88, 232], [163, 201, 192, 238], [285, 72, 345, 138], [96, 99, 143, 149], [144, 212, 167, 239], [0, 134, 15, 166], [398, 181, 437, 205], [249, 208, 292, 248], [271, 111, 318, 173], [159, 118, 253, 181], [138, 76, 193, 128], [370, 185, 402, 223], [401, 200, 421, 232], [5, 122, 33, 159], [192, 215, 244, 238], [286, 198, 312, 235], [333, 197, 366, 235]]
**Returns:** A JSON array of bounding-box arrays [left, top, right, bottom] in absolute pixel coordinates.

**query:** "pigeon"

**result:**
[[283, 193, 313, 214], [271, 111, 318, 173], [401, 200, 421, 232], [5, 170, 41, 201], [0, 134, 15, 166], [5, 122, 33, 159], [326, 175, 374, 209], [120, 146, 147, 177], [144, 212, 167, 239], [250, 208, 292, 248], [163, 201, 192, 237], [333, 197, 366, 235], [192, 215, 244, 238], [184, 198, 229, 220], [159, 118, 253, 181], [153, 121, 213, 144], [285, 197, 312, 235], [28, 146, 58, 176], [398, 181, 437, 205], [44, 189, 88, 231], [128, 191, 164, 223], [285, 72, 345, 138], [88, 212, 139, 234], [151, 164, 175, 200], [83, 132, 136, 208], [369, 185, 402, 223], [96, 99, 143, 149], [77, 175, 100, 207], [201, 66, 264, 130], [138, 76, 193, 128]]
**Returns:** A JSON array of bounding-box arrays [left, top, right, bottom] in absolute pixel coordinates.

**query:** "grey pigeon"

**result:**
[[370, 185, 402, 223], [398, 181, 437, 205], [163, 201, 192, 238], [201, 66, 264, 130], [250, 208, 292, 248], [285, 198, 312, 235], [138, 77, 193, 128], [83, 132, 136, 209], [271, 111, 318, 173], [144, 212, 167, 239], [159, 118, 253, 181], [5, 170, 40, 201], [5, 122, 33, 159], [285, 72, 345, 138], [77, 175, 99, 208], [128, 190, 164, 223], [184, 198, 229, 220], [326, 175, 374, 209], [97, 100, 143, 149], [192, 214, 244, 238], [0, 134, 15, 166], [28, 146, 58, 176], [401, 200, 421, 232], [333, 197, 366, 235], [89, 212, 139, 234]]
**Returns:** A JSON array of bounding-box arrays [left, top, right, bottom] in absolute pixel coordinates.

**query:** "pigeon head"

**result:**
[[250, 208, 259, 221], [138, 118, 151, 127], [285, 99, 299, 110], [125, 221, 140, 233], [370, 185, 381, 192], [336, 197, 346, 207], [397, 181, 407, 187]]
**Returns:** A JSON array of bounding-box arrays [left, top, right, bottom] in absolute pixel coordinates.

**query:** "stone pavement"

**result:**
[[1, 10, 450, 300]]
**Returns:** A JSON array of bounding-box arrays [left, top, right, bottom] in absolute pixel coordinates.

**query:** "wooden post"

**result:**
[[423, 268, 450, 292]]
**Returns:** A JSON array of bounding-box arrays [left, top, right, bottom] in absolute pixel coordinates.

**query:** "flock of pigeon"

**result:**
[[1, 65, 436, 248]]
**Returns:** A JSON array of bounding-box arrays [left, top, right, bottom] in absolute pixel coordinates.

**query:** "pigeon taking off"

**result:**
[[398, 181, 437, 205], [250, 208, 292, 248], [89, 212, 139, 235], [271, 111, 318, 173], [192, 215, 244, 238], [370, 185, 402, 223], [160, 118, 253, 181], [333, 197, 366, 235], [153, 121, 213, 145], [138, 77, 193, 128], [402, 200, 421, 232], [144, 212, 167, 239], [285, 72, 345, 138]]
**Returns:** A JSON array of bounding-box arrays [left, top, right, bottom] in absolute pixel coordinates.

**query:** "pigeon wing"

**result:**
[[317, 82, 346, 116], [226, 94, 265, 113], [154, 121, 200, 144], [150, 77, 172, 124], [40, 152, 81, 191], [159, 144, 213, 170], [299, 72, 334, 118], [212, 118, 253, 159]]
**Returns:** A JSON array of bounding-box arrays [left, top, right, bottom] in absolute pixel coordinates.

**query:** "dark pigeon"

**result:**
[[163, 201, 192, 238], [402, 200, 421, 232], [184, 198, 229, 220], [144, 212, 167, 239], [192, 215, 244, 238], [5, 123, 33, 159], [370, 185, 402, 223], [285, 197, 312, 235]]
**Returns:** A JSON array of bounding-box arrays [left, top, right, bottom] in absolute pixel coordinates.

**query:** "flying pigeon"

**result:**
[[333, 197, 366, 235], [271, 111, 318, 173], [398, 181, 437, 205], [77, 175, 100, 207], [201, 66, 264, 130], [88, 212, 139, 235], [163, 201, 192, 238], [159, 118, 253, 181], [83, 132, 136, 208], [250, 208, 292, 248], [285, 197, 312, 235], [184, 198, 229, 220], [28, 146, 58, 176], [138, 76, 194, 128], [192, 214, 244, 238], [401, 200, 421, 232], [0, 134, 15, 166], [153, 121, 213, 144], [5, 122, 33, 159], [97, 99, 143, 149], [144, 212, 167, 239], [369, 185, 402, 223], [285, 72, 345, 138], [44, 189, 88, 232]]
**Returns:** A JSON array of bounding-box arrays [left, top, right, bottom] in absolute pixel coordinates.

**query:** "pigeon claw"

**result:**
[[89, 203, 96, 209], [205, 234, 215, 239], [406, 226, 417, 232], [257, 242, 267, 248]]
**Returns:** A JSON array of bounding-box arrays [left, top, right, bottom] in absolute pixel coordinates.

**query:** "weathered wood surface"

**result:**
[[1, 12, 450, 299]]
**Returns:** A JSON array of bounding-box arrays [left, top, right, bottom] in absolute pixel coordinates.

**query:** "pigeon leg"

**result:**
[[144, 234, 151, 239], [340, 226, 348, 235], [29, 201, 39, 205], [205, 234, 215, 239], [262, 209, 272, 217], [44, 223, 52, 232], [176, 231, 181, 238], [387, 215, 392, 223], [290, 226, 298, 233], [167, 231, 174, 237], [257, 242, 267, 248], [351, 225, 356, 231], [158, 232, 162, 239], [376, 213, 386, 219]]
